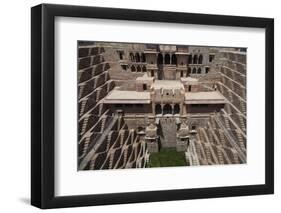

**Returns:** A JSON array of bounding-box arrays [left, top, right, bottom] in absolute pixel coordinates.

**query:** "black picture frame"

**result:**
[[31, 3, 274, 209]]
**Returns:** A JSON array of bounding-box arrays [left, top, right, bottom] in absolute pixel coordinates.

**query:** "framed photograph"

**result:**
[[31, 4, 274, 209]]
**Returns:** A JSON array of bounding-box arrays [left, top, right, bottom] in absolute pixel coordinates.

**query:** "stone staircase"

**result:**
[[201, 128, 219, 164], [236, 131, 246, 150], [79, 99, 87, 116], [106, 131, 113, 151], [238, 114, 246, 130], [240, 101, 246, 114], [223, 115, 231, 129], [186, 140, 200, 166], [213, 114, 246, 163], [101, 116, 107, 132], [232, 149, 240, 164], [79, 115, 119, 170], [225, 103, 232, 114], [218, 130, 226, 146], [123, 146, 128, 163], [109, 151, 115, 169], [78, 85, 84, 99], [217, 147, 225, 164], [204, 144, 212, 164], [120, 130, 125, 146], [228, 90, 234, 102], [81, 136, 90, 158], [81, 116, 89, 135], [210, 115, 217, 129]]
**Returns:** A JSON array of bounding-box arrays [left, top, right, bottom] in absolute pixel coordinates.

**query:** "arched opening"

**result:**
[[188, 55, 192, 64], [143, 84, 147, 90], [163, 104, 172, 115], [135, 53, 140, 62], [130, 53, 135, 61], [197, 68, 202, 74], [131, 66, 136, 72], [142, 66, 147, 72], [171, 54, 177, 65], [180, 70, 183, 77], [193, 55, 198, 64], [155, 104, 162, 115], [198, 55, 203, 64], [119, 52, 123, 60], [141, 53, 146, 62], [157, 54, 163, 65], [151, 70, 154, 77], [209, 54, 215, 62], [174, 104, 180, 114], [192, 67, 197, 74], [137, 126, 144, 133], [137, 65, 141, 72], [187, 67, 191, 76], [164, 54, 170, 64]]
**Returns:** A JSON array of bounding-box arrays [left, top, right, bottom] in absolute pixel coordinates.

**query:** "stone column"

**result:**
[[152, 103, 155, 115], [170, 53, 172, 64], [180, 103, 183, 115], [183, 104, 187, 114]]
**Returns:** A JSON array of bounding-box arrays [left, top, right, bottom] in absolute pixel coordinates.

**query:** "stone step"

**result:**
[[218, 130, 226, 146], [78, 85, 84, 100], [81, 116, 89, 135], [109, 152, 114, 169], [236, 131, 246, 149], [82, 136, 90, 157], [228, 89, 234, 102], [226, 103, 232, 114], [224, 116, 231, 129], [217, 148, 224, 164], [79, 99, 87, 116], [204, 145, 212, 164], [232, 150, 240, 164], [238, 114, 246, 130], [106, 131, 112, 151], [240, 101, 246, 114]]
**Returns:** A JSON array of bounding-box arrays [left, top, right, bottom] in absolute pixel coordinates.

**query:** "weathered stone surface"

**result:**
[[77, 41, 247, 170]]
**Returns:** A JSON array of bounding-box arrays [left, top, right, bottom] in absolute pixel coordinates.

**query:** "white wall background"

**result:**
[[0, 0, 279, 212]]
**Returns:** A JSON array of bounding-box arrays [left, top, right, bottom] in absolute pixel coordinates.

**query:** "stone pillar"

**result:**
[[183, 104, 187, 114], [180, 103, 183, 115], [176, 122, 190, 152]]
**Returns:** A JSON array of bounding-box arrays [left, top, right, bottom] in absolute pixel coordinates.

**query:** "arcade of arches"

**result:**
[[155, 104, 181, 115]]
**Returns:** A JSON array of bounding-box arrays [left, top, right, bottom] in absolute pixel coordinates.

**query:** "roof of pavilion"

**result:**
[[102, 87, 226, 105], [152, 80, 184, 90], [102, 90, 151, 104], [184, 91, 226, 104]]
